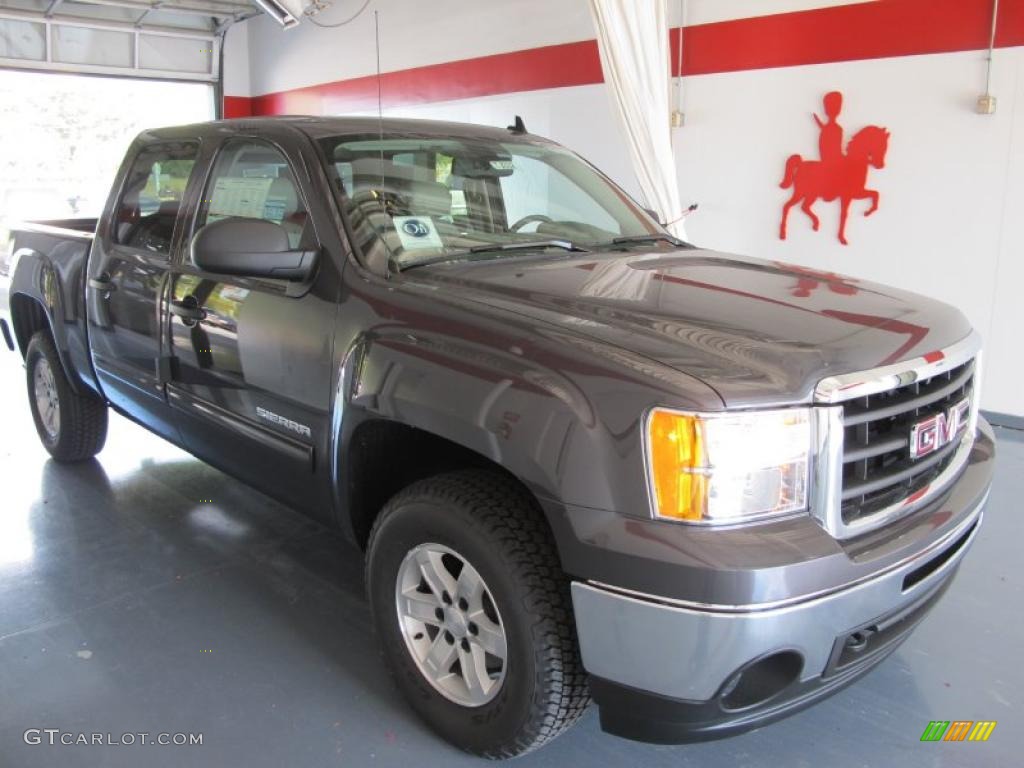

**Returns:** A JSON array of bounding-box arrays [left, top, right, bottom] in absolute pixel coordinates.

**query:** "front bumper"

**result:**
[[568, 421, 995, 743]]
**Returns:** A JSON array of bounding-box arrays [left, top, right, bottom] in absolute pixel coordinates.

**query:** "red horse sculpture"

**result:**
[[779, 123, 890, 245]]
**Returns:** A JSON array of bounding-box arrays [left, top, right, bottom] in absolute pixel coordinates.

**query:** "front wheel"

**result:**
[[25, 331, 108, 461], [366, 471, 590, 758]]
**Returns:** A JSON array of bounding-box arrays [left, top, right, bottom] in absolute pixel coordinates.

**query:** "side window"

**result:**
[[334, 161, 354, 196], [196, 139, 310, 249], [113, 142, 198, 255]]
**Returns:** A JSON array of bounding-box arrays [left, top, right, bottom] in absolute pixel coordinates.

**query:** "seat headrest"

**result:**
[[404, 180, 451, 218], [267, 176, 299, 219], [156, 199, 180, 216]]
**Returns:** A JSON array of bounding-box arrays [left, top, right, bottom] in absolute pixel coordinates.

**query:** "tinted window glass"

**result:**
[[196, 139, 310, 249], [499, 154, 618, 233], [319, 135, 654, 270], [113, 141, 197, 255]]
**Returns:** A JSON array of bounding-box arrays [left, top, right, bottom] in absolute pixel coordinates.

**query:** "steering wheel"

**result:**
[[509, 214, 554, 232]]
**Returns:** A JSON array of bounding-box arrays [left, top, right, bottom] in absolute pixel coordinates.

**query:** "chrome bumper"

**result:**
[[571, 490, 986, 702]]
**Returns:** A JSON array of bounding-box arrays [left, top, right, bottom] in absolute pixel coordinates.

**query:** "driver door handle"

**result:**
[[169, 297, 206, 323]]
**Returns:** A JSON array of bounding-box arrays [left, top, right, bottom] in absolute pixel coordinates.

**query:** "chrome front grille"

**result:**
[[812, 332, 982, 539], [840, 359, 974, 524]]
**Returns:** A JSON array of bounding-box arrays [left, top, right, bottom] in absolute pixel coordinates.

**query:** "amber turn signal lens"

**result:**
[[647, 410, 707, 520]]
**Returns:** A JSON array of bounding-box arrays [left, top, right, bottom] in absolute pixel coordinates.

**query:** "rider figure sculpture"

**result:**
[[814, 91, 844, 168], [779, 90, 889, 245]]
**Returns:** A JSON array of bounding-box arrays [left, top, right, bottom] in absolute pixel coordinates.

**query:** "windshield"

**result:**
[[317, 133, 659, 270]]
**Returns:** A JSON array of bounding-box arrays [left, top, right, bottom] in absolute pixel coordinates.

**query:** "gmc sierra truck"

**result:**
[[0, 117, 994, 757]]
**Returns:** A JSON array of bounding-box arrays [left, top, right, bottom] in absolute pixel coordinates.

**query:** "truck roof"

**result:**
[[142, 115, 547, 144]]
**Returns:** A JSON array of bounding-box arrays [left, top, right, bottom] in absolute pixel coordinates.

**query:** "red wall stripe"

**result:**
[[247, 39, 602, 116], [225, 0, 1024, 117], [223, 95, 253, 118], [674, 0, 1023, 76]]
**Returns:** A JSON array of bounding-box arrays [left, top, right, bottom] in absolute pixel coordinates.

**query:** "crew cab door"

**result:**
[[166, 135, 340, 516], [87, 139, 199, 442]]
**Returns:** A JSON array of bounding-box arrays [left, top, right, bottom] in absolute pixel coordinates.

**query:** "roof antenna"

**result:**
[[375, 9, 384, 188], [507, 115, 527, 134], [374, 9, 397, 278]]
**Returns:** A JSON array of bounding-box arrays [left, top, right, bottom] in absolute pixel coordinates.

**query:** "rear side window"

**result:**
[[113, 141, 198, 255], [195, 139, 311, 249]]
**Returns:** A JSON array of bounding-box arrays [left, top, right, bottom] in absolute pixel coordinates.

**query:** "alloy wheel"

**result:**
[[395, 543, 508, 707]]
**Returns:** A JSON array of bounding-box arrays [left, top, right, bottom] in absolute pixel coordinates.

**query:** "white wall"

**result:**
[[224, 0, 1024, 417], [673, 47, 1024, 420], [243, 0, 597, 97], [982, 48, 1024, 418], [234, 0, 873, 96], [678, 0, 879, 25], [222, 22, 250, 98]]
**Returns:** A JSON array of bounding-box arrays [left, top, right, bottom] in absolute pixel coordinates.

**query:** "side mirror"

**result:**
[[190, 217, 318, 281]]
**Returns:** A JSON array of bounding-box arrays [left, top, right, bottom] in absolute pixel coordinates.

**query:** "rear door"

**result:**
[[166, 134, 340, 515], [87, 139, 199, 442]]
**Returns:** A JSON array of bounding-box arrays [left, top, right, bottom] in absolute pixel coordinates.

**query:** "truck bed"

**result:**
[[1, 217, 98, 390], [12, 217, 98, 240]]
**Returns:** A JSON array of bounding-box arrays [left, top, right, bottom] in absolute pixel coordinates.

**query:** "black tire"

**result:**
[[366, 470, 590, 758], [25, 331, 108, 462]]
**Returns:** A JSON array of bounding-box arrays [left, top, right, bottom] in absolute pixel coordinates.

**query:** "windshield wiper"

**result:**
[[398, 240, 584, 272], [394, 252, 468, 272], [602, 234, 691, 249], [468, 239, 584, 254]]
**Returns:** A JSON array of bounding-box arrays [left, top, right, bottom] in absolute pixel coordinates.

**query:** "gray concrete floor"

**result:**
[[0, 347, 1019, 768]]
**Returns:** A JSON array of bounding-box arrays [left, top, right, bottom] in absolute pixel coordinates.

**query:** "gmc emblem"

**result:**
[[909, 398, 970, 460]]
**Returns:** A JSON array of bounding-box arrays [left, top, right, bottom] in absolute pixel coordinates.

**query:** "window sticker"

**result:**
[[242, 165, 281, 178], [262, 197, 286, 223], [209, 177, 273, 220], [394, 216, 443, 250]]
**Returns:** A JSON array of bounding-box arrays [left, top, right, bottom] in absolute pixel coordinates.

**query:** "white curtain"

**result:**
[[588, 0, 685, 238]]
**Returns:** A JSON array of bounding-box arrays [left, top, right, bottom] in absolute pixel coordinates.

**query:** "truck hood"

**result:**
[[413, 249, 972, 407]]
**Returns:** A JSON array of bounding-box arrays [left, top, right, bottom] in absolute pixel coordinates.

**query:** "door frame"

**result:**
[[86, 135, 206, 440], [162, 127, 341, 513]]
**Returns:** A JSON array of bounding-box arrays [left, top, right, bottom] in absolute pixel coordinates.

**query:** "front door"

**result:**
[[87, 139, 199, 441], [166, 136, 339, 515]]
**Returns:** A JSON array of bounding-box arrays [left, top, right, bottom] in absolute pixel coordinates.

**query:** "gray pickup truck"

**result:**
[[1, 116, 994, 757]]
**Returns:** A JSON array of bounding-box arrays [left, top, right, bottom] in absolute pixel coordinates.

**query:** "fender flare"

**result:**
[[8, 248, 82, 395]]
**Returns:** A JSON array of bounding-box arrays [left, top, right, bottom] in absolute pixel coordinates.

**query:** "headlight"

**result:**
[[645, 407, 811, 524]]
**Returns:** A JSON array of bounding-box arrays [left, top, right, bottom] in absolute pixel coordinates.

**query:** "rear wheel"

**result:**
[[366, 470, 590, 758], [25, 331, 108, 461]]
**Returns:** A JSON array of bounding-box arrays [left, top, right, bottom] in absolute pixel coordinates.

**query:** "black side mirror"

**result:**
[[190, 217, 318, 281]]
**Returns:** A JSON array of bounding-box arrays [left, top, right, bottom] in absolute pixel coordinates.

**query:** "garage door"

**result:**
[[0, 0, 258, 82]]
